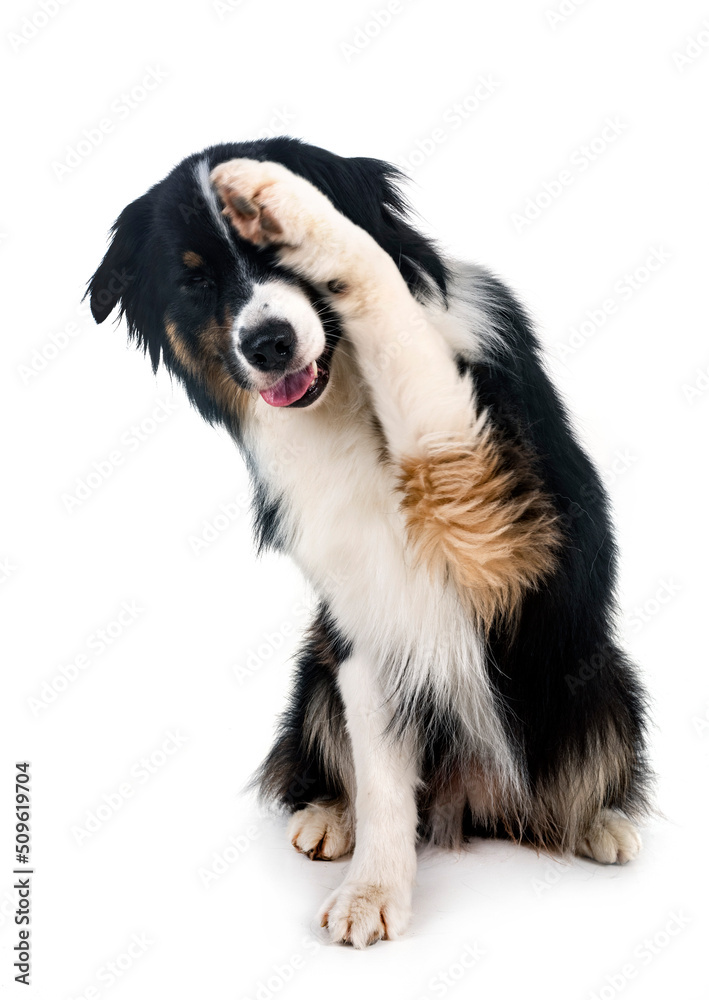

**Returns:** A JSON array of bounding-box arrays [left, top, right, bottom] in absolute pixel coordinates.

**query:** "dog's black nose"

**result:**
[[241, 319, 295, 372]]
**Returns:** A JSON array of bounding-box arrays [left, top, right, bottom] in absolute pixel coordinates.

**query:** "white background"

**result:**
[[2, 0, 708, 997]]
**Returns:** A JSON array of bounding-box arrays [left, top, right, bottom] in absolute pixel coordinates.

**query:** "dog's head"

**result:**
[[87, 137, 446, 433]]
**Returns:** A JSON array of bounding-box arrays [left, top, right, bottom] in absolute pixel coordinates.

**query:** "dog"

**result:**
[[87, 137, 652, 948]]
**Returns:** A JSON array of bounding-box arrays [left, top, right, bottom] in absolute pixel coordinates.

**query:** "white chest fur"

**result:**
[[245, 336, 513, 771]]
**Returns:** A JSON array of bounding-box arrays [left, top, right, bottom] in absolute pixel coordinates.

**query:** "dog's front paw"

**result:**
[[210, 158, 336, 250], [288, 800, 354, 861], [318, 880, 412, 948]]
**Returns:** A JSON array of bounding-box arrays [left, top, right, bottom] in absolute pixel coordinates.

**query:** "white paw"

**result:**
[[576, 809, 643, 865], [287, 801, 354, 861], [209, 158, 338, 251], [318, 881, 412, 948]]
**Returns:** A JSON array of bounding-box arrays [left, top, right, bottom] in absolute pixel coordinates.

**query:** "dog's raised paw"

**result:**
[[318, 881, 411, 948], [288, 800, 353, 861], [209, 158, 330, 249], [576, 808, 642, 865]]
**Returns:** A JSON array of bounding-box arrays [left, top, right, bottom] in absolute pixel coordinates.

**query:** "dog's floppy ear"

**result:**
[[87, 194, 151, 323], [86, 192, 165, 371], [306, 152, 448, 301]]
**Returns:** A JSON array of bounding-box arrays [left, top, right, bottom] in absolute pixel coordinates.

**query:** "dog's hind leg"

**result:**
[[525, 711, 648, 863]]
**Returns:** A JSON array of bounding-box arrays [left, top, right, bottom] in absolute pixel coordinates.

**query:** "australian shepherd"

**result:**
[[87, 137, 651, 948]]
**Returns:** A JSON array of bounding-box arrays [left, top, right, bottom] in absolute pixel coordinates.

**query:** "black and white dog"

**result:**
[[88, 137, 651, 948]]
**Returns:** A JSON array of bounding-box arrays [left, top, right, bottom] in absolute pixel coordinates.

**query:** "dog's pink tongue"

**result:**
[[260, 366, 314, 407]]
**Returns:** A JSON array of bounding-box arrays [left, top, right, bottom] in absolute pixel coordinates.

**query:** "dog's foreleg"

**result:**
[[318, 654, 419, 947], [210, 159, 560, 625]]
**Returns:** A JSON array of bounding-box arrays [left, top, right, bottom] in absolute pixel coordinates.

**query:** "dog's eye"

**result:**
[[182, 273, 215, 293]]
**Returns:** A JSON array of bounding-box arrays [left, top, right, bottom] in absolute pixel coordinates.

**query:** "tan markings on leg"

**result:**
[[182, 250, 204, 268], [399, 423, 561, 630]]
